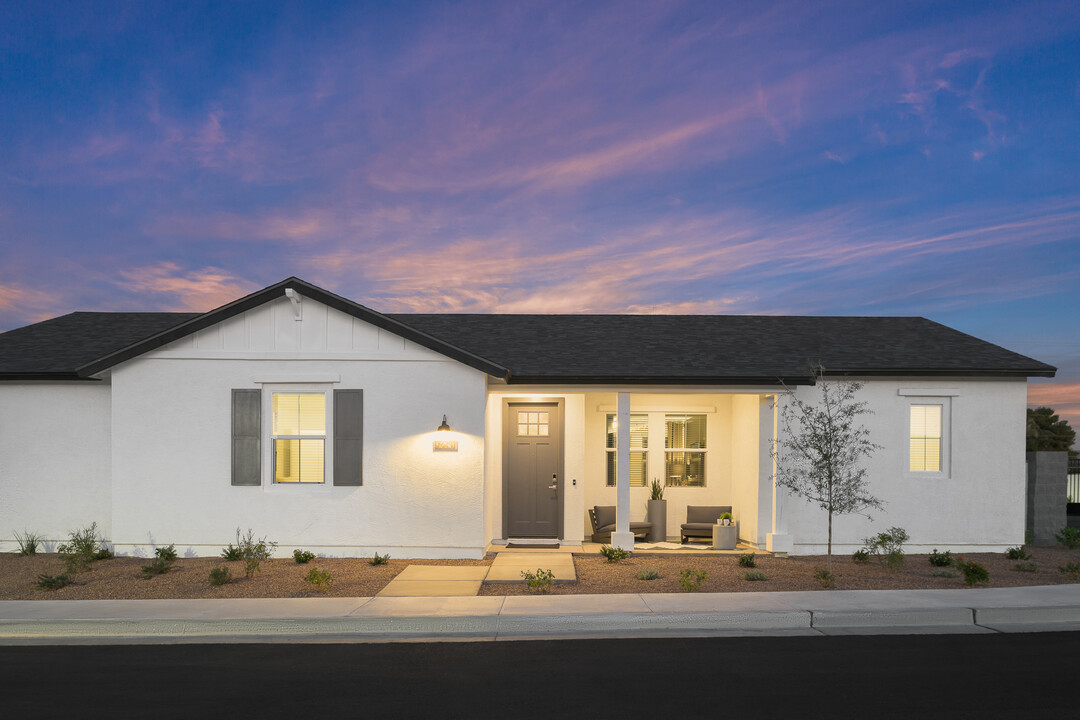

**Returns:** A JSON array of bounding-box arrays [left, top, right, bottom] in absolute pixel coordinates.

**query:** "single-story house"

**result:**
[[0, 277, 1056, 558]]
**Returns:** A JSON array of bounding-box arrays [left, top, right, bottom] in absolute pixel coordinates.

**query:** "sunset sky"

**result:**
[[2, 1, 1078, 430]]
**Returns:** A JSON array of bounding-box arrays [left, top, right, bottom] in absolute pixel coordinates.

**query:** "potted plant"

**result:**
[[719, 512, 733, 526], [647, 478, 667, 542]]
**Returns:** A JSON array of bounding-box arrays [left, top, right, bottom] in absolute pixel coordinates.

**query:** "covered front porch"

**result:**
[[484, 387, 794, 555]]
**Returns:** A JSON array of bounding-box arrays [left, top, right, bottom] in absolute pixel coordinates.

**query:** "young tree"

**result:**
[[773, 367, 883, 571], [1026, 406, 1077, 457]]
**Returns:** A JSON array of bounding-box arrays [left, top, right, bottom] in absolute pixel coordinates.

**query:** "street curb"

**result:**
[[810, 607, 975, 629]]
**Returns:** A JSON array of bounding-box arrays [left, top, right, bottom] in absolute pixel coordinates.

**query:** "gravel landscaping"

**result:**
[[3, 546, 1080, 599]]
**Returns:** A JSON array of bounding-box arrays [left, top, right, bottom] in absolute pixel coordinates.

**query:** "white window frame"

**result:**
[[664, 413, 708, 488], [902, 394, 952, 480], [261, 383, 334, 492]]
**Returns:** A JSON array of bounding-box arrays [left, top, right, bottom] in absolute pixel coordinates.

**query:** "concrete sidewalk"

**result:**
[[2, 584, 1080, 644]]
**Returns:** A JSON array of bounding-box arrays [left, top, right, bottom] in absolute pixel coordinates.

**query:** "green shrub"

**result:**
[[955, 557, 989, 586], [220, 528, 276, 578], [1059, 561, 1080, 581], [141, 557, 175, 578], [737, 553, 756, 568], [155, 544, 178, 561], [1055, 527, 1080, 549], [370, 552, 390, 566], [208, 566, 232, 586], [600, 545, 630, 563], [813, 568, 835, 588], [928, 549, 953, 567], [304, 567, 334, 593], [678, 569, 707, 591], [36, 573, 72, 591], [1014, 560, 1039, 573], [932, 568, 959, 578], [521, 568, 555, 593], [649, 478, 664, 501], [57, 522, 111, 573], [1004, 546, 1030, 561], [719, 512, 733, 522], [221, 544, 244, 561], [636, 568, 659, 581], [13, 529, 43, 556], [293, 549, 316, 564], [743, 570, 767, 582], [851, 549, 870, 564], [861, 527, 908, 570]]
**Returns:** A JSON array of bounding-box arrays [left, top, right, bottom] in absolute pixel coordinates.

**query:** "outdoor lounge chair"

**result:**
[[680, 505, 733, 544], [588, 506, 652, 544]]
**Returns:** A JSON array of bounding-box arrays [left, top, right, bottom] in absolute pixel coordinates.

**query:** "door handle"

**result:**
[[548, 473, 558, 491]]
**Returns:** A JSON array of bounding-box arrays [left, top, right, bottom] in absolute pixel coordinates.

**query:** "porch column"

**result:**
[[611, 391, 635, 550], [764, 393, 793, 555]]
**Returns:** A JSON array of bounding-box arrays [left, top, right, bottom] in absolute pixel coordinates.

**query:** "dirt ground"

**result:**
[[3, 546, 1079, 600]]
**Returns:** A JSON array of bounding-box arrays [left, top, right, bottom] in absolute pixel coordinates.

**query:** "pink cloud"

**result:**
[[116, 263, 260, 312]]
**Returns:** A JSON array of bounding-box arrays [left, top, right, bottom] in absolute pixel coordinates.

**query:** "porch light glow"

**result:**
[[437, 415, 451, 432]]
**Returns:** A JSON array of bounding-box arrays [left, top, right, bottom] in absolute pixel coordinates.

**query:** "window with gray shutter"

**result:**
[[231, 389, 262, 486], [334, 389, 363, 486]]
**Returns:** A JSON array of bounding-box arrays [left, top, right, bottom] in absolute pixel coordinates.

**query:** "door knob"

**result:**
[[548, 473, 558, 490]]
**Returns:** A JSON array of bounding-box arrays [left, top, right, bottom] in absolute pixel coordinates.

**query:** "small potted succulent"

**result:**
[[647, 478, 667, 542], [719, 511, 733, 526]]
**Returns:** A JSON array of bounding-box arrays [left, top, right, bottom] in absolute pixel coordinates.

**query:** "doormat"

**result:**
[[506, 543, 561, 549]]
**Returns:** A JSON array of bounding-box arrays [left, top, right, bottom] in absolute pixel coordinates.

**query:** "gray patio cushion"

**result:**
[[685, 505, 731, 524], [681, 523, 715, 532], [593, 505, 616, 530]]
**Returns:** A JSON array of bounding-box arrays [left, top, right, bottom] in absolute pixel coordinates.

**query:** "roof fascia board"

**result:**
[[75, 277, 509, 379]]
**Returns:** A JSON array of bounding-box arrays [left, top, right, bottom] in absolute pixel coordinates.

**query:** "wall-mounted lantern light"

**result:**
[[437, 414, 451, 432]]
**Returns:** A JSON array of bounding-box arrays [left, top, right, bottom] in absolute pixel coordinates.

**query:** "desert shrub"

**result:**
[[928, 549, 953, 567], [932, 568, 959, 578], [220, 528, 276, 578], [141, 557, 175, 578], [208, 566, 232, 586], [1055, 527, 1080, 550], [221, 544, 244, 561], [737, 553, 756, 568], [58, 522, 111, 573], [1059, 561, 1080, 581], [13, 529, 43, 556], [1005, 546, 1030, 561], [370, 552, 390, 566], [599, 545, 630, 563], [678, 569, 707, 591], [636, 568, 659, 581], [293, 549, 316, 564], [851, 549, 870, 564], [814, 568, 835, 588], [861, 527, 908, 569], [743, 570, 767, 582], [304, 567, 334, 593], [955, 557, 989, 586], [1014, 560, 1039, 573], [36, 573, 72, 591], [155, 545, 178, 561], [521, 568, 555, 593]]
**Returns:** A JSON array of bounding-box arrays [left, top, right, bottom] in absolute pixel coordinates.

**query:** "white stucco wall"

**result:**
[[782, 377, 1029, 554], [106, 294, 489, 559], [0, 382, 112, 551]]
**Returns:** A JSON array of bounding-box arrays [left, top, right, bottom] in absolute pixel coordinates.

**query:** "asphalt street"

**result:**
[[1, 632, 1077, 719]]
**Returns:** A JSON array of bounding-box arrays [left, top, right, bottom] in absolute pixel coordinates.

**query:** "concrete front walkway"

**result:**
[[3, 584, 1080, 645], [484, 552, 576, 584], [376, 552, 577, 597]]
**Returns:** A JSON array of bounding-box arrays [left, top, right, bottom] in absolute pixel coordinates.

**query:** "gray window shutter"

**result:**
[[334, 389, 363, 486], [231, 389, 261, 486]]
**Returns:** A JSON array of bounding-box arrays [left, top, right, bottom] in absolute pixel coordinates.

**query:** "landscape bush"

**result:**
[[928, 549, 953, 567], [678, 569, 707, 591], [636, 568, 659, 581], [599, 545, 630, 563], [813, 568, 835, 588], [208, 566, 232, 586], [370, 552, 390, 566], [955, 557, 989, 586], [743, 570, 767, 582], [1004, 546, 1030, 561], [851, 549, 870, 564], [58, 522, 112, 573], [1014, 560, 1039, 573], [861, 527, 908, 570], [155, 544, 178, 561], [304, 567, 334, 592], [1055, 527, 1080, 550], [220, 528, 277, 578], [36, 573, 72, 591], [737, 553, 756, 568], [1059, 561, 1080, 581], [521, 568, 555, 593], [293, 549, 316, 564], [141, 556, 175, 578], [13, 530, 43, 556]]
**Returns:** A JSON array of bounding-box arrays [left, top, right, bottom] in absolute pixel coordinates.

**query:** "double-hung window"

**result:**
[[909, 404, 943, 473], [605, 414, 648, 487], [272, 392, 326, 483], [665, 414, 706, 487]]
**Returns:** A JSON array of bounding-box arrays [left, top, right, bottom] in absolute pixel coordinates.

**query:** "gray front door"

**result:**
[[504, 402, 562, 538]]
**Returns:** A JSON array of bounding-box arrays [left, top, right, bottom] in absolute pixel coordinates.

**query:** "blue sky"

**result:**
[[2, 1, 1078, 426]]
